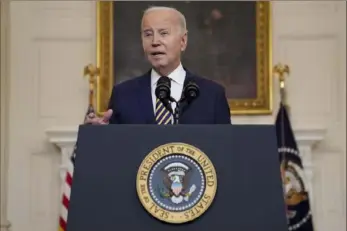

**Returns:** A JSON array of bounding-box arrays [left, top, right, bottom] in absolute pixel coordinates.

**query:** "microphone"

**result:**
[[177, 80, 199, 119], [155, 76, 171, 101], [155, 76, 173, 113], [183, 80, 200, 103]]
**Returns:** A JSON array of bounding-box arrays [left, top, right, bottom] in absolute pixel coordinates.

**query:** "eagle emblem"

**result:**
[[280, 160, 309, 219], [158, 162, 196, 204]]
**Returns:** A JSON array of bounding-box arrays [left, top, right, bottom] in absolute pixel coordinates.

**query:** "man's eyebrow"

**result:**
[[158, 28, 170, 31], [142, 27, 170, 32], [142, 29, 153, 34]]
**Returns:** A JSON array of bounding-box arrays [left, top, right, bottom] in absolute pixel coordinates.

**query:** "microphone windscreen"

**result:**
[[155, 76, 171, 100], [157, 76, 171, 87], [184, 81, 199, 99]]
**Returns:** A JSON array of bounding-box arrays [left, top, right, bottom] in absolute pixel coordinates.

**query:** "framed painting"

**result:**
[[96, 1, 272, 115]]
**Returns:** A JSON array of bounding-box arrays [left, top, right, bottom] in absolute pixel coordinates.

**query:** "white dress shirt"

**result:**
[[151, 63, 186, 119]]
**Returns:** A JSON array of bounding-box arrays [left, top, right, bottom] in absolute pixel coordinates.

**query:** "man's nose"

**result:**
[[151, 34, 160, 46]]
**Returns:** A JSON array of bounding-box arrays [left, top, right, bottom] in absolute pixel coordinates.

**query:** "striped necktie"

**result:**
[[155, 98, 172, 125]]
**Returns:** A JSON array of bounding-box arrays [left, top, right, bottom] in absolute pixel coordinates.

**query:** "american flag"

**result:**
[[58, 145, 76, 231], [58, 106, 94, 231]]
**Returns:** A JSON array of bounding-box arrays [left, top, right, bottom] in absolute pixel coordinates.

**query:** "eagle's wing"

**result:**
[[182, 168, 193, 191], [161, 169, 172, 191]]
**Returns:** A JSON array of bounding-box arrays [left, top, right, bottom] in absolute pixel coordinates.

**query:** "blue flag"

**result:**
[[275, 103, 315, 231]]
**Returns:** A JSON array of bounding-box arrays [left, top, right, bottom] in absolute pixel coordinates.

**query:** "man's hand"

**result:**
[[85, 109, 113, 125]]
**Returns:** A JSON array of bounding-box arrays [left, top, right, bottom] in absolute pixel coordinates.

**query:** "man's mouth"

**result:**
[[151, 52, 166, 56]]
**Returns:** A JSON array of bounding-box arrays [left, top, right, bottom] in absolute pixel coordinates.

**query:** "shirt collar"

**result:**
[[151, 63, 185, 86]]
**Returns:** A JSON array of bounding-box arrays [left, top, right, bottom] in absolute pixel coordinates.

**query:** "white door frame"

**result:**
[[0, 0, 11, 230]]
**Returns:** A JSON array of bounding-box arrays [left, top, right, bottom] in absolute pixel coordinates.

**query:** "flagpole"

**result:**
[[83, 64, 100, 115], [273, 63, 290, 108], [273, 63, 290, 169], [70, 64, 100, 163]]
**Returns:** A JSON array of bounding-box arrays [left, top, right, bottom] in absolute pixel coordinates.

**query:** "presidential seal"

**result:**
[[136, 142, 217, 224]]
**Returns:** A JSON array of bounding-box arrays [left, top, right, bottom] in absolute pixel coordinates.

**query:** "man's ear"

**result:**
[[181, 30, 188, 52]]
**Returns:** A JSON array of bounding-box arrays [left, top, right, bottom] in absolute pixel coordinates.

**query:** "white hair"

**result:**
[[142, 6, 187, 34]]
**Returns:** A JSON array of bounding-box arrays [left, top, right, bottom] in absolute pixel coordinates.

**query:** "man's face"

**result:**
[[141, 10, 187, 73]]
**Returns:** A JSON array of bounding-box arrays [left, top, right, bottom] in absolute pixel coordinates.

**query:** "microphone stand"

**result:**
[[169, 97, 180, 124], [173, 101, 180, 124]]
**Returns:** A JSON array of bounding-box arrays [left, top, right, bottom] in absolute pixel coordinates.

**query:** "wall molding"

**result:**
[[0, 0, 11, 230]]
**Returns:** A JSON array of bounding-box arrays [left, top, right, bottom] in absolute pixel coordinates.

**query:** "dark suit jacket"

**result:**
[[107, 69, 231, 124]]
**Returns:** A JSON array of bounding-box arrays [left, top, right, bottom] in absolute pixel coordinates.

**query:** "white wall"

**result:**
[[2, 1, 346, 231], [5, 1, 95, 231]]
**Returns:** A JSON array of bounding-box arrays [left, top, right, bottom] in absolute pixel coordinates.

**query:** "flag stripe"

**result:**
[[62, 195, 69, 208], [66, 172, 73, 185], [58, 153, 74, 231], [59, 217, 67, 230], [61, 205, 68, 223], [63, 183, 71, 200]]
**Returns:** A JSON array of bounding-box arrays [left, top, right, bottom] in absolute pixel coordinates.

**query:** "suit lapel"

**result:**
[[182, 68, 194, 89], [137, 70, 155, 124]]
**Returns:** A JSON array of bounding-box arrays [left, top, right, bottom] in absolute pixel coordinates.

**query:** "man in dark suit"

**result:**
[[86, 6, 231, 125]]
